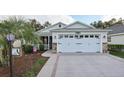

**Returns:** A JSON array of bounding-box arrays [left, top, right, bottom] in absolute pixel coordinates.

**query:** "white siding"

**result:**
[[43, 23, 65, 32], [52, 33, 58, 43], [52, 31, 107, 43], [37, 23, 66, 35], [101, 33, 107, 43], [109, 35, 124, 45], [67, 23, 89, 28]]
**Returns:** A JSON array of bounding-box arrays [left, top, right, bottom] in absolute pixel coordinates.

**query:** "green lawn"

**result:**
[[22, 57, 48, 77], [110, 51, 124, 58]]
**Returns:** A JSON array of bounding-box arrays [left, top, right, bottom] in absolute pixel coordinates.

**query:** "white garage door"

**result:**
[[57, 34, 101, 53]]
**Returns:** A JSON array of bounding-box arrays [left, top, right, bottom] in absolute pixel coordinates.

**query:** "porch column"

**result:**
[[48, 36, 50, 50], [44, 36, 48, 50]]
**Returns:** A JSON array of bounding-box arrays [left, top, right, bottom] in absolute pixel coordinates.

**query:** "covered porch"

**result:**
[[38, 31, 52, 50], [41, 36, 52, 50]]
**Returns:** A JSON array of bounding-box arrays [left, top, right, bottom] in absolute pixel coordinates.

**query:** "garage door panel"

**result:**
[[57, 34, 101, 53]]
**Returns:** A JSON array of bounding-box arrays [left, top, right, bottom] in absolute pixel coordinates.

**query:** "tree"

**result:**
[[111, 18, 116, 24], [97, 21, 103, 28], [0, 16, 41, 65], [29, 19, 51, 31], [90, 21, 98, 28], [43, 21, 51, 28], [116, 18, 124, 24], [91, 18, 124, 29], [29, 19, 44, 31]]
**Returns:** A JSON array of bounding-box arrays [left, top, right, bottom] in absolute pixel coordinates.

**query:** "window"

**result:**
[[85, 35, 89, 38], [90, 35, 94, 38], [75, 35, 78, 38], [59, 24, 61, 28], [80, 35, 83, 38], [95, 35, 99, 38], [64, 35, 68, 38], [69, 35, 73, 38], [103, 35, 106, 39], [58, 35, 63, 39]]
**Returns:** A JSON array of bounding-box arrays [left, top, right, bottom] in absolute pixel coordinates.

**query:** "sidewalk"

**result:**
[[37, 50, 57, 77]]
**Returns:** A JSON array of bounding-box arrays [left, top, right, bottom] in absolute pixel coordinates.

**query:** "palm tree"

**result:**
[[0, 16, 41, 65]]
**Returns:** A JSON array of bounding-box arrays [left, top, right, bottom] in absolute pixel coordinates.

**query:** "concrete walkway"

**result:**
[[38, 51, 124, 77], [37, 50, 58, 77]]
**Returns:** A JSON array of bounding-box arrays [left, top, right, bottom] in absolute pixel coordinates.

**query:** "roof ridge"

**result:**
[[36, 22, 66, 33], [63, 21, 95, 29]]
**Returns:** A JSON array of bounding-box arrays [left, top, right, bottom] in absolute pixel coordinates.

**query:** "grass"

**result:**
[[22, 57, 48, 77], [109, 51, 124, 59]]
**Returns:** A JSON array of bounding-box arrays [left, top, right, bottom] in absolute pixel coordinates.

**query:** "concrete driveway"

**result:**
[[38, 51, 124, 77]]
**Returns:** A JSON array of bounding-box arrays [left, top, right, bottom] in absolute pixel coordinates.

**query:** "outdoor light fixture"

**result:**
[[6, 33, 15, 77], [103, 35, 106, 39], [6, 34, 15, 42]]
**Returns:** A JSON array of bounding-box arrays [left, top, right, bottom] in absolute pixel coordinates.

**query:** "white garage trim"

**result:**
[[100, 34, 103, 53], [57, 34, 102, 53]]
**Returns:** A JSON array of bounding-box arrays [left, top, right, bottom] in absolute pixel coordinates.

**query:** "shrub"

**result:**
[[108, 44, 124, 52], [23, 45, 33, 54], [39, 44, 44, 51]]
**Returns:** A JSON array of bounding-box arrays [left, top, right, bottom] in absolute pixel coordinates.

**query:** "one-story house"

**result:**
[[36, 21, 111, 53], [107, 24, 124, 45]]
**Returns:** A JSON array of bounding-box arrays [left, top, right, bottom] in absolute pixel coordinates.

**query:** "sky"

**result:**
[[0, 15, 124, 25], [71, 15, 103, 24], [71, 15, 124, 24]]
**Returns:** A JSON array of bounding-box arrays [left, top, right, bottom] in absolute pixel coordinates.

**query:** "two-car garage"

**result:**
[[50, 21, 108, 53], [57, 34, 101, 53], [37, 21, 108, 53]]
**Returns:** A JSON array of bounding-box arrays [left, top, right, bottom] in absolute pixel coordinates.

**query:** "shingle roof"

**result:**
[[51, 28, 111, 32], [107, 24, 124, 34], [36, 22, 66, 33], [62, 21, 95, 29]]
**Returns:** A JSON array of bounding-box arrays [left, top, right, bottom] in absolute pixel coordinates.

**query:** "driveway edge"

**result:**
[[51, 54, 59, 77], [107, 54, 124, 62]]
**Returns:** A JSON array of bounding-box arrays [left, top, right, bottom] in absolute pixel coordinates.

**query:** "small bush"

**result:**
[[23, 45, 33, 54], [39, 44, 44, 51], [108, 44, 124, 52]]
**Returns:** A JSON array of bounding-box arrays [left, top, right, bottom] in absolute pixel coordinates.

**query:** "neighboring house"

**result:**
[[107, 24, 124, 45], [36, 21, 110, 53]]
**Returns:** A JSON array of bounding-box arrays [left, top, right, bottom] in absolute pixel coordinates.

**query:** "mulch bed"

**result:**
[[0, 52, 48, 77]]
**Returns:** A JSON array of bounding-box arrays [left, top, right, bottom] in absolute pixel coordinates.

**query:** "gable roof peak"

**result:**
[[63, 21, 95, 29], [36, 22, 66, 32]]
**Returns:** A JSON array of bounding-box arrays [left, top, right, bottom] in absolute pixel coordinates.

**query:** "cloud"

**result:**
[[0, 15, 75, 24], [102, 15, 124, 21]]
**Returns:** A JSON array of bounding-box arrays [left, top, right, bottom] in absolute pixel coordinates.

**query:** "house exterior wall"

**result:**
[[101, 33, 107, 43], [52, 43, 57, 50], [66, 23, 89, 28], [102, 43, 108, 53], [108, 34, 124, 45], [47, 24, 65, 32], [52, 31, 107, 43], [39, 23, 65, 33]]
